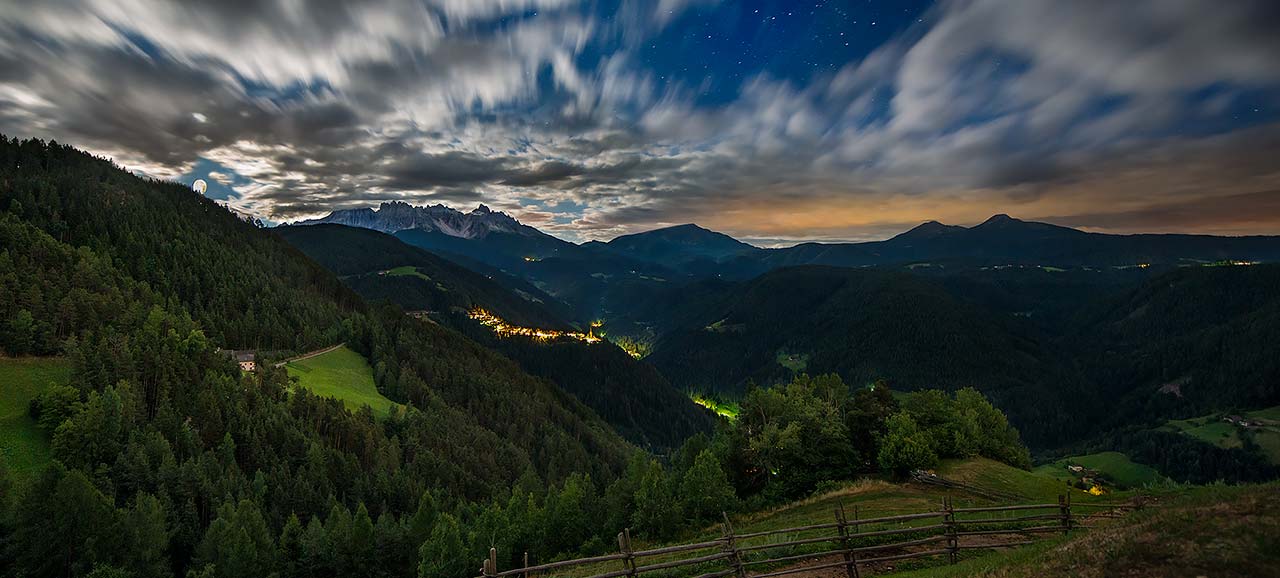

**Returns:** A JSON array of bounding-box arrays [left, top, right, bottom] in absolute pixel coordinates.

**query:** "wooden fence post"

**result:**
[[1058, 494, 1071, 535], [482, 547, 497, 578], [943, 496, 958, 564], [721, 512, 748, 578], [521, 552, 529, 578], [1065, 492, 1073, 533], [835, 503, 861, 578], [618, 529, 637, 578]]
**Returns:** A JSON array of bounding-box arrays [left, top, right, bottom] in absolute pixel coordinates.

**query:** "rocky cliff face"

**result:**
[[297, 201, 537, 239]]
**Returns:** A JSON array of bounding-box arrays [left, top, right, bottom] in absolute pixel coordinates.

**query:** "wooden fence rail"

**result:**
[[475, 494, 1144, 578]]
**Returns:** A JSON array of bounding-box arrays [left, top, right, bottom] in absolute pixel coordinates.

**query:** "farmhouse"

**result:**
[[218, 349, 257, 372]]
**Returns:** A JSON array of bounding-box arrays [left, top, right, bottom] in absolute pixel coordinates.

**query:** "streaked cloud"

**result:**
[[1, 0, 1278, 242]]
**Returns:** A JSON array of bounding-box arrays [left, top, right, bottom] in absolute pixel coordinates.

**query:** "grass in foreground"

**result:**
[[895, 483, 1280, 578], [553, 458, 1127, 578], [285, 346, 397, 417], [0, 357, 71, 477]]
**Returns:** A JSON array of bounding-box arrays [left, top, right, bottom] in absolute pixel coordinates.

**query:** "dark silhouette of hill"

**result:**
[[277, 223, 574, 329], [645, 265, 1094, 446]]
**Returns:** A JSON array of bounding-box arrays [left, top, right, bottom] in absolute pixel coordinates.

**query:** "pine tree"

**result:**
[[120, 493, 171, 578], [194, 500, 278, 578], [300, 516, 331, 576], [407, 490, 438, 547], [278, 514, 305, 578], [632, 460, 679, 539], [10, 466, 119, 577], [417, 513, 468, 578], [350, 503, 376, 575]]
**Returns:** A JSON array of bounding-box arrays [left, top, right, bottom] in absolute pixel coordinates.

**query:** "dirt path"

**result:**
[[273, 342, 345, 368]]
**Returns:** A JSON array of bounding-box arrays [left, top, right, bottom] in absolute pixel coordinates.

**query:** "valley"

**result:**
[[468, 308, 602, 344]]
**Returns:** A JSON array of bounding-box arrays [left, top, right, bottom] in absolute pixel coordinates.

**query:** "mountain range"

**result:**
[[297, 204, 1280, 273], [299, 201, 546, 239], [293, 202, 1280, 323]]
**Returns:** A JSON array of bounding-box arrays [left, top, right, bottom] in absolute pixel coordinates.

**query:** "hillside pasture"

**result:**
[[385, 265, 432, 281], [1161, 406, 1280, 465], [285, 346, 398, 417], [0, 357, 71, 477], [1034, 452, 1166, 489]]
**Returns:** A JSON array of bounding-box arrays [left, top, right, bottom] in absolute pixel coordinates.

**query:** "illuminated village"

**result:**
[[468, 308, 603, 343]]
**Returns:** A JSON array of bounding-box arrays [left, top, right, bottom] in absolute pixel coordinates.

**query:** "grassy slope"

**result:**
[[558, 458, 1130, 577], [896, 483, 1280, 578], [1033, 451, 1166, 488], [386, 265, 433, 282], [1160, 405, 1280, 465], [0, 357, 71, 477], [285, 346, 397, 417]]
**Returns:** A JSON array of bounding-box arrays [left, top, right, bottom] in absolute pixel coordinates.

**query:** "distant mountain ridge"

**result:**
[[299, 200, 543, 239], [584, 223, 760, 265], [756, 214, 1280, 271], [293, 205, 1280, 325], [299, 204, 1280, 269]]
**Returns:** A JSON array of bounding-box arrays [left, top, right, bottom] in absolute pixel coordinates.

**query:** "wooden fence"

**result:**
[[475, 495, 1143, 578]]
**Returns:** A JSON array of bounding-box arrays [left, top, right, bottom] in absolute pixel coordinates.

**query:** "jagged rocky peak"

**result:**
[[298, 201, 534, 239]]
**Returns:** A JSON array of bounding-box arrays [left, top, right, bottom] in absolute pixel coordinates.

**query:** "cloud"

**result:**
[[1, 0, 1279, 241]]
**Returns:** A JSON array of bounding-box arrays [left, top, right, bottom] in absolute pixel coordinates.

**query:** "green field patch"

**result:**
[[0, 357, 71, 477], [385, 265, 432, 282], [285, 346, 397, 417], [704, 318, 745, 333], [946, 457, 1083, 500], [689, 393, 740, 420], [775, 350, 809, 372], [1035, 451, 1165, 489], [1160, 406, 1280, 464]]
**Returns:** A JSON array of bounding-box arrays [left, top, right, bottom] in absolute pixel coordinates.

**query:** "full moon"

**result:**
[[192, 179, 207, 194]]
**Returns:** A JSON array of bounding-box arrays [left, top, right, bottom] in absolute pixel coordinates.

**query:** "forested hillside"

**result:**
[[277, 224, 713, 451], [276, 224, 573, 329], [454, 320, 713, 451], [0, 136, 633, 577], [1067, 264, 1280, 428], [646, 266, 1093, 446]]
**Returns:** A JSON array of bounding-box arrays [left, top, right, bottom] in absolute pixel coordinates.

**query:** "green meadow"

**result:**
[[385, 265, 432, 281], [285, 346, 398, 417], [1034, 451, 1165, 488], [0, 357, 71, 477], [1161, 405, 1280, 465]]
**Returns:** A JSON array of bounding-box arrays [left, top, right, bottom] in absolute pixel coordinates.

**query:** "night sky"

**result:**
[[2, 1, 1279, 244]]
